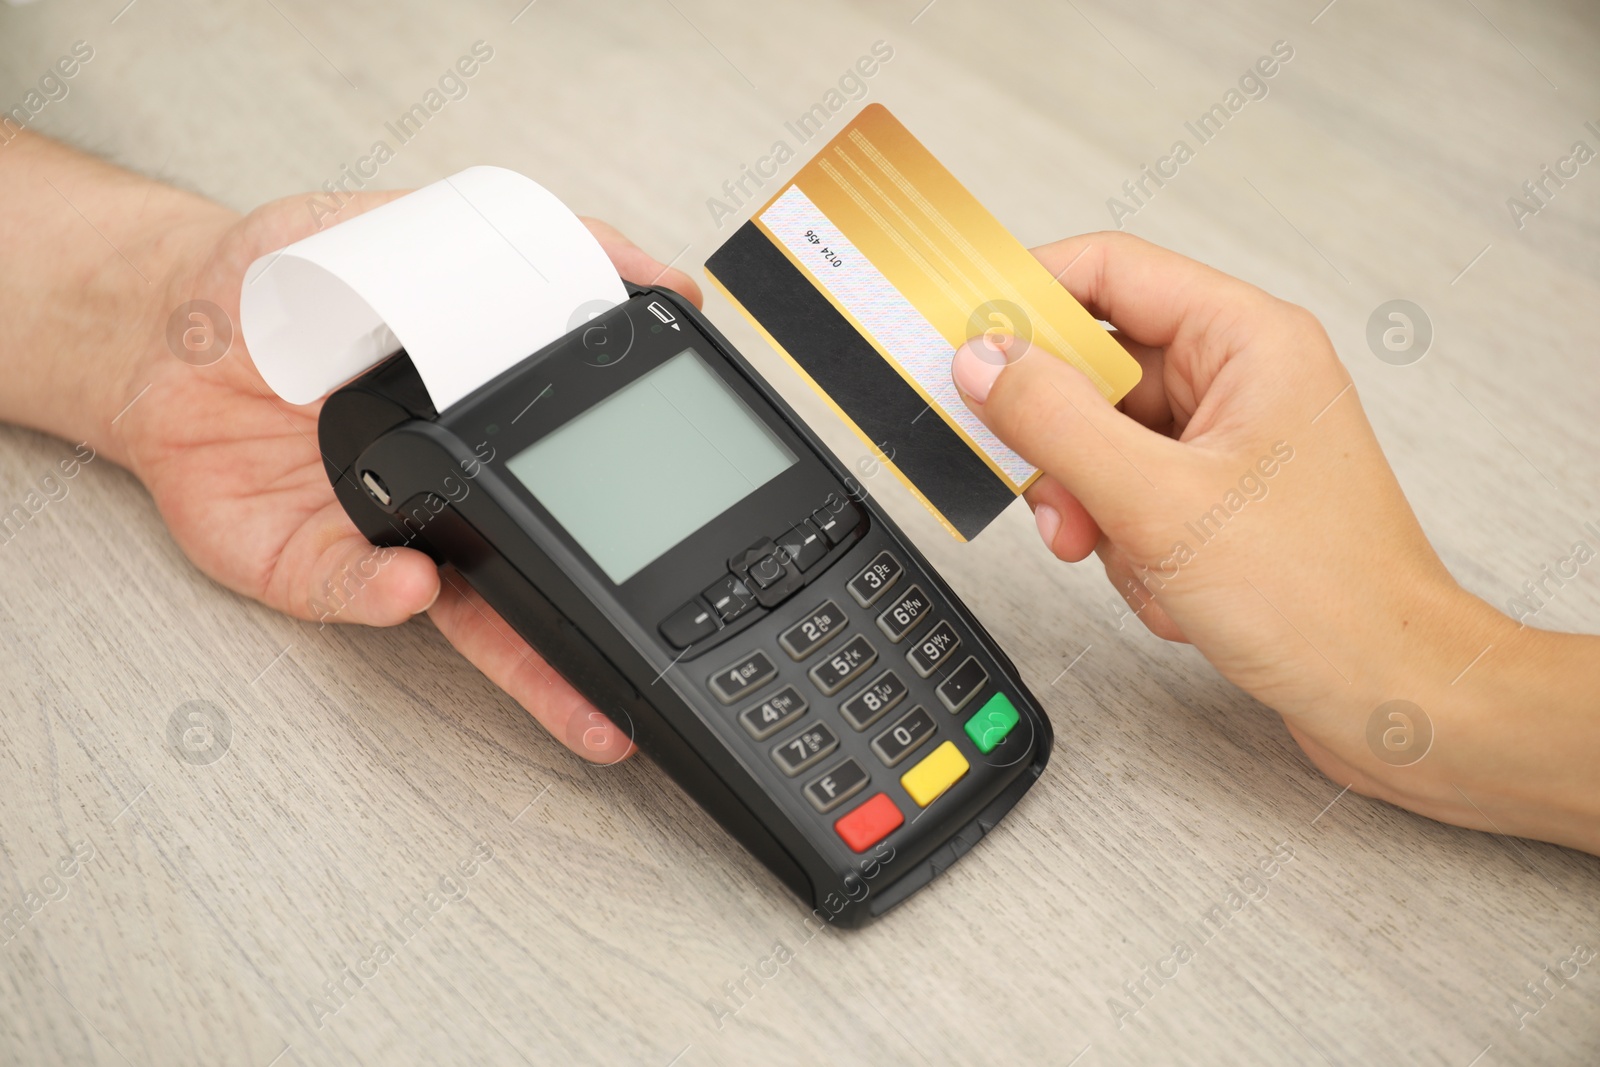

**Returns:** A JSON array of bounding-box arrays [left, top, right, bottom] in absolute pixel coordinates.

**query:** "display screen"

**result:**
[[504, 348, 797, 584]]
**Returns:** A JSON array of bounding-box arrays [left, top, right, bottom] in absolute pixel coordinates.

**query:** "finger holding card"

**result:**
[[708, 104, 1141, 541]]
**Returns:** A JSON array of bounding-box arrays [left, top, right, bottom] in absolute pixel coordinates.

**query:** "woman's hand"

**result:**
[[111, 189, 702, 764], [952, 231, 1598, 854]]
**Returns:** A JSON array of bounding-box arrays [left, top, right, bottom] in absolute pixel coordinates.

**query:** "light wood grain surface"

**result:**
[[3, 1, 1598, 1064]]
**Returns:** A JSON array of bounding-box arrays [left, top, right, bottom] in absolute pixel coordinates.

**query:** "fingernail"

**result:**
[[952, 341, 1005, 403], [415, 582, 441, 615], [1034, 504, 1061, 551]]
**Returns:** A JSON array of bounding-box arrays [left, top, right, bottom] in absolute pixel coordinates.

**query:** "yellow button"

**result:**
[[900, 741, 969, 807]]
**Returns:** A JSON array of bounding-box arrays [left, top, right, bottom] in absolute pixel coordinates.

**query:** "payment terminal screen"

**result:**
[[506, 348, 796, 583]]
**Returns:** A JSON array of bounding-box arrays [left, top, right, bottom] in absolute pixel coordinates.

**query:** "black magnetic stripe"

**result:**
[[706, 221, 1013, 540]]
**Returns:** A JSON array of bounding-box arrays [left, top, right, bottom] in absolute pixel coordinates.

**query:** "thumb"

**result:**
[[302, 535, 442, 627], [952, 337, 1183, 534], [270, 501, 442, 627]]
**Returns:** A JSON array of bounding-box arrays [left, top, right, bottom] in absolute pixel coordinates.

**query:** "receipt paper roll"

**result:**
[[240, 166, 626, 410]]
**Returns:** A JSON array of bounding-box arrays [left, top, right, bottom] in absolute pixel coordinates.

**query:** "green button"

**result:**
[[964, 692, 1019, 754]]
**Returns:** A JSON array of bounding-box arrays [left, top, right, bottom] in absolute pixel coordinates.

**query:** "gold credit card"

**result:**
[[706, 103, 1140, 540]]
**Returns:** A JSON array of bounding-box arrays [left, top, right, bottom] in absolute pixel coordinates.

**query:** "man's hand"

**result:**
[[0, 133, 700, 764]]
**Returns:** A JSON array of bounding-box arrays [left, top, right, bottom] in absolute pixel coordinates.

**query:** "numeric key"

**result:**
[[778, 600, 848, 660], [772, 722, 839, 777], [905, 620, 960, 678], [847, 551, 901, 607], [708, 650, 776, 704], [838, 670, 907, 731], [876, 585, 931, 642], [871, 706, 936, 767], [807, 634, 878, 695], [738, 686, 807, 740]]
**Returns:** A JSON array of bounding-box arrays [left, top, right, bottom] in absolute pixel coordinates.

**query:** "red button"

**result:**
[[834, 793, 903, 852]]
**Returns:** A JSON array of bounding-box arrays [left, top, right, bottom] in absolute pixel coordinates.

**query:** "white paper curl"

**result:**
[[240, 166, 626, 409]]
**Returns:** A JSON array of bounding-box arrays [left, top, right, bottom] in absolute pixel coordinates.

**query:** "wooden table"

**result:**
[[3, 0, 1597, 1063]]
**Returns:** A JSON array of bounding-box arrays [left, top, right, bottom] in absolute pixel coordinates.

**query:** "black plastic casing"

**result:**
[[317, 285, 1053, 927]]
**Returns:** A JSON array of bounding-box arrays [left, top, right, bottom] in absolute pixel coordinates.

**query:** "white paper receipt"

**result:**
[[240, 166, 625, 410]]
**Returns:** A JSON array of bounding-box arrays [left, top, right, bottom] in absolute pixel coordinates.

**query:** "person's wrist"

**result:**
[[1356, 575, 1509, 781], [1420, 614, 1600, 852], [1353, 578, 1600, 850], [1281, 568, 1489, 802], [96, 199, 239, 470], [0, 133, 240, 467]]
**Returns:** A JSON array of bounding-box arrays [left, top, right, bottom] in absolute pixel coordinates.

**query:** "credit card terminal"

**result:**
[[319, 285, 1053, 927]]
